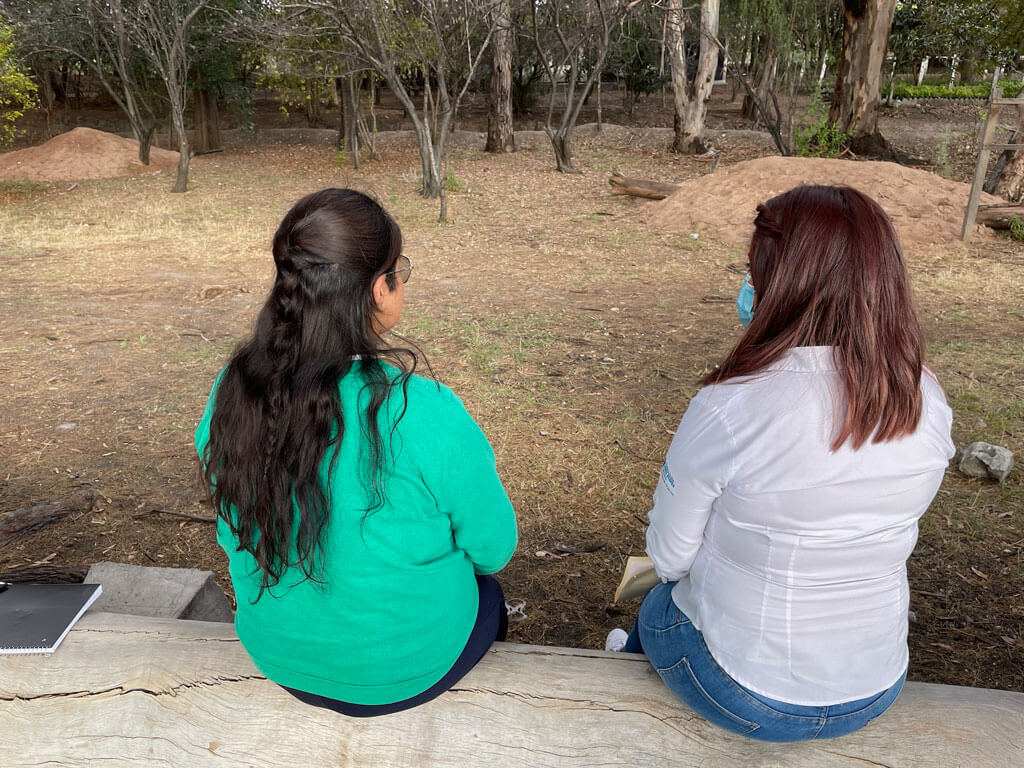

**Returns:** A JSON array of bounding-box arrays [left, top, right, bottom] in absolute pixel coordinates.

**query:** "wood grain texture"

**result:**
[[1, 612, 1021, 767], [0, 489, 95, 549]]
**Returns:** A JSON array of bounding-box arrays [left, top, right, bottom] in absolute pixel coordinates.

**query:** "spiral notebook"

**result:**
[[0, 583, 102, 655]]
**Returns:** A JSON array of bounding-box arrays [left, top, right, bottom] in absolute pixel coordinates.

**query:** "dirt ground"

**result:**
[[1, 87, 1022, 693]]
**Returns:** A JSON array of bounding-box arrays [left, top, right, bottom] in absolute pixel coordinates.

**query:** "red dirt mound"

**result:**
[[646, 156, 1003, 249], [0, 127, 180, 182]]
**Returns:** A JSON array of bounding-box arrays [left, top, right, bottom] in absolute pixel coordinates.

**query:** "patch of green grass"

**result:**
[[119, 334, 149, 350], [444, 168, 465, 193], [1008, 216, 1024, 243], [0, 180, 52, 206]]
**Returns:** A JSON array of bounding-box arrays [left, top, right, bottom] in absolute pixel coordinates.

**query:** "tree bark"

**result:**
[[916, 56, 929, 86], [991, 90, 1024, 203], [828, 0, 898, 138], [335, 77, 345, 149], [171, 109, 191, 193], [666, 0, 689, 141], [485, 0, 515, 153], [0, 564, 89, 583], [0, 490, 95, 549], [344, 74, 360, 171], [671, 0, 720, 154], [138, 125, 154, 165], [976, 203, 1024, 228], [548, 130, 579, 174], [192, 88, 220, 153], [608, 172, 679, 199]]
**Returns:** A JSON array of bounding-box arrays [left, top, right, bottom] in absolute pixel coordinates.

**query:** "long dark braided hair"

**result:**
[[203, 189, 417, 596]]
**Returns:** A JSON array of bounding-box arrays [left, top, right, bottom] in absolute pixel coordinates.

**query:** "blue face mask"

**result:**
[[737, 273, 755, 328]]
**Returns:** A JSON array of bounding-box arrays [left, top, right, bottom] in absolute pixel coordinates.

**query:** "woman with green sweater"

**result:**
[[196, 188, 517, 715]]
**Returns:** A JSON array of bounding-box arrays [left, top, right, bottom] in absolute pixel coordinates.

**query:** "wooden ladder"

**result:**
[[961, 75, 1024, 241]]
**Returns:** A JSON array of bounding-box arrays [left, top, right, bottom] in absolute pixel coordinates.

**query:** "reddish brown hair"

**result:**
[[702, 185, 923, 450]]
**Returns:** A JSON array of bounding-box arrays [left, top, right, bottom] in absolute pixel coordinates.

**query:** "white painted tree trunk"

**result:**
[[916, 56, 930, 86], [949, 55, 960, 87]]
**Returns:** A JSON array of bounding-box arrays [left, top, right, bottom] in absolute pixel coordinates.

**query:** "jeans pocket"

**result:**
[[641, 606, 691, 637], [658, 655, 760, 736]]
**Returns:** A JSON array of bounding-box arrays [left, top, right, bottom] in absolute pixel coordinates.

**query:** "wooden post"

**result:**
[[962, 96, 1024, 241]]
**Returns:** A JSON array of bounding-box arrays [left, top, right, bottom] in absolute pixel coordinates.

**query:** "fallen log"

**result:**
[[0, 564, 88, 583], [0, 489, 95, 549], [976, 203, 1024, 230], [0, 612, 1021, 767], [608, 172, 680, 200]]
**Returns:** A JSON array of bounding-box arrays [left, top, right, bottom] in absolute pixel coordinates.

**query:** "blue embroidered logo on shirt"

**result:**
[[660, 463, 676, 493]]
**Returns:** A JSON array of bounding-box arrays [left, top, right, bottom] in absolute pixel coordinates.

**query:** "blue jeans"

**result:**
[[625, 582, 906, 742]]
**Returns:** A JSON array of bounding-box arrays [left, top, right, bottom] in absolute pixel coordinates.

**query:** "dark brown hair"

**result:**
[[702, 185, 923, 450], [203, 189, 416, 597]]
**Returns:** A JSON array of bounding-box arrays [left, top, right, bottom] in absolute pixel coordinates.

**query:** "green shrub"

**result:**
[[793, 93, 849, 158], [887, 81, 1023, 100], [1009, 216, 1024, 243], [444, 168, 464, 193], [0, 23, 37, 146]]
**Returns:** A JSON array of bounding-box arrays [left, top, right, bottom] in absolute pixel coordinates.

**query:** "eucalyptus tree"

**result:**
[[280, 0, 499, 201], [527, 0, 631, 173], [485, 0, 514, 153], [827, 0, 898, 146], [665, 0, 720, 154]]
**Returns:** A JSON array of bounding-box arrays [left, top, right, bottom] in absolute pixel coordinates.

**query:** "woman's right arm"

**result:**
[[422, 387, 518, 575], [646, 391, 737, 581]]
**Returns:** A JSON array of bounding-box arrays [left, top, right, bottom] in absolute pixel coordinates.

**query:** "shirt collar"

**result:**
[[764, 346, 838, 373]]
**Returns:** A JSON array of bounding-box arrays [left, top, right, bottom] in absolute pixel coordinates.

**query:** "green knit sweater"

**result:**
[[195, 361, 518, 704]]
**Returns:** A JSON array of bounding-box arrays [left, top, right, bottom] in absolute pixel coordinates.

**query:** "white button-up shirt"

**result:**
[[646, 346, 955, 705]]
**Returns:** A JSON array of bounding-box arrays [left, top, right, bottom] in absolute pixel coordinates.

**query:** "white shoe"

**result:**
[[604, 627, 628, 652]]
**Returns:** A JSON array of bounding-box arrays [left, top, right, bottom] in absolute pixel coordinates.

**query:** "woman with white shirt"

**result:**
[[611, 185, 955, 741]]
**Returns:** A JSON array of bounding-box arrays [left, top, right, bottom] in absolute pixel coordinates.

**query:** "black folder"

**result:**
[[0, 583, 102, 655]]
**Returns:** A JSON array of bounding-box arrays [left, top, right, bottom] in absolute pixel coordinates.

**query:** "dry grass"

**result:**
[[0, 129, 1021, 691]]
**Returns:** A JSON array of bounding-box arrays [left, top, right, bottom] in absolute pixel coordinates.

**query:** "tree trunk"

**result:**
[[345, 74, 360, 171], [991, 91, 1024, 202], [673, 0, 720, 154], [0, 564, 88, 583], [992, 145, 1024, 203], [342, 77, 350, 149], [916, 56, 929, 86], [417, 127, 443, 197], [170, 107, 190, 193], [549, 129, 578, 173], [742, 38, 776, 123], [976, 203, 1024, 227], [192, 89, 220, 153], [0, 490, 95, 549], [666, 0, 689, 145], [485, 0, 515, 153], [608, 172, 679, 199], [138, 125, 154, 165], [828, 0, 898, 138]]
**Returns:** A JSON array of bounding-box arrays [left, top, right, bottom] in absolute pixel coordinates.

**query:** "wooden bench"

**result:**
[[1, 612, 1021, 767]]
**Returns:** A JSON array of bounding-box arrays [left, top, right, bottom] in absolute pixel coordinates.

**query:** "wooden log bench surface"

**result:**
[[1, 612, 1021, 767]]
